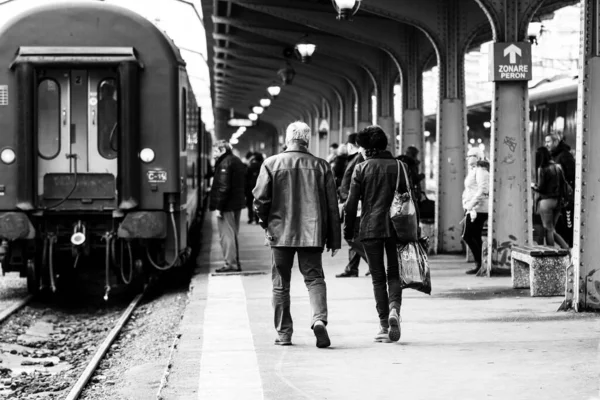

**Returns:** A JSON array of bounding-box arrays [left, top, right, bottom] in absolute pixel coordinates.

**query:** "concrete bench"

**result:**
[[511, 245, 570, 297]]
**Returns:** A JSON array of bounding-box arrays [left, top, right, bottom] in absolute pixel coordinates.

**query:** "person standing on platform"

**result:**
[[462, 147, 490, 275], [245, 152, 263, 224], [397, 146, 425, 200], [253, 121, 341, 348], [532, 146, 570, 249], [209, 140, 247, 273], [344, 126, 408, 343], [331, 144, 349, 188], [336, 133, 369, 278], [545, 133, 575, 247]]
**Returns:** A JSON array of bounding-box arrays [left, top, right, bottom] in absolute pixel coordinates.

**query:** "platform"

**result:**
[[160, 214, 600, 400]]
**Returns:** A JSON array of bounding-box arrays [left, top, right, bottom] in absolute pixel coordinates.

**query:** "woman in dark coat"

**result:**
[[344, 126, 410, 343]]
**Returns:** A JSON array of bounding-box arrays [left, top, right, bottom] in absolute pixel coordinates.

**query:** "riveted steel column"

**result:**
[[483, 0, 533, 276], [437, 0, 466, 253], [358, 70, 373, 131], [484, 82, 532, 274], [572, 0, 600, 310], [343, 86, 356, 136], [401, 30, 424, 154], [377, 55, 396, 155]]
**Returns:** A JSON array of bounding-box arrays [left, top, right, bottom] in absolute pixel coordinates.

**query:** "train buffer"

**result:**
[[510, 245, 570, 297]]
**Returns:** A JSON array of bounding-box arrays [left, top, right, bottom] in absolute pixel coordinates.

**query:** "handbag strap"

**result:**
[[395, 160, 401, 193], [396, 160, 412, 201]]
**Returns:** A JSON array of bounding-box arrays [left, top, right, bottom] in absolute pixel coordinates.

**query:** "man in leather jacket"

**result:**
[[209, 140, 247, 273], [253, 121, 341, 348]]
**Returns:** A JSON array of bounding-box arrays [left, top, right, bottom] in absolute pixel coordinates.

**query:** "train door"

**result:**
[[36, 69, 118, 204]]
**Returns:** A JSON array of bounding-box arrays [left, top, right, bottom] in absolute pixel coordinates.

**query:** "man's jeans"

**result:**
[[362, 237, 402, 328], [217, 210, 241, 269], [271, 247, 327, 340]]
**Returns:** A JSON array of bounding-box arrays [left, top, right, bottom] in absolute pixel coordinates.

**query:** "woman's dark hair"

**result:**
[[357, 125, 388, 150], [535, 146, 553, 169]]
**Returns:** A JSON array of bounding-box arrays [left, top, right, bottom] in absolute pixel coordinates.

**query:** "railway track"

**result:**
[[0, 288, 148, 399], [64, 291, 146, 400], [0, 296, 33, 325]]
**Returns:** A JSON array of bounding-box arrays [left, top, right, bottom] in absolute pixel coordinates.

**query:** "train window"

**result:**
[[98, 79, 118, 159], [37, 79, 61, 159], [181, 88, 187, 151]]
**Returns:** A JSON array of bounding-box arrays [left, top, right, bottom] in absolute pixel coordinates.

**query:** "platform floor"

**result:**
[[161, 214, 600, 400]]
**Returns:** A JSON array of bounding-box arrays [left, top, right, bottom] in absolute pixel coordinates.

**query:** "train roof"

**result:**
[[0, 1, 186, 67], [425, 74, 578, 121]]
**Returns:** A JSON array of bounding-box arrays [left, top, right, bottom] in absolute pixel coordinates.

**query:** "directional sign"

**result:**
[[489, 42, 532, 82]]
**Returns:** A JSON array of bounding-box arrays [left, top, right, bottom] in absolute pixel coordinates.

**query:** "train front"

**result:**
[[0, 2, 190, 296]]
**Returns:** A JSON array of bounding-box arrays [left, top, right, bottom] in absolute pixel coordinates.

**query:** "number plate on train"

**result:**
[[147, 170, 167, 183]]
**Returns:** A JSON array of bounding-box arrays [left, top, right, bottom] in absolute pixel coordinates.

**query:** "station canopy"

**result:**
[[0, 0, 214, 132]]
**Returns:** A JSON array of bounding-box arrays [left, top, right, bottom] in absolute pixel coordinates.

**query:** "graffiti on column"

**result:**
[[503, 136, 517, 152], [488, 235, 517, 269], [586, 269, 600, 307]]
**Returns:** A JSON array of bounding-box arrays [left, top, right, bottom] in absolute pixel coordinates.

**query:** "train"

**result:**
[[424, 74, 578, 164], [0, 2, 213, 297]]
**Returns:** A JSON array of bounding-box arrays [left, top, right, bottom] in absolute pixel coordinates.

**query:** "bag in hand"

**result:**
[[390, 161, 419, 243], [558, 166, 574, 209], [397, 241, 431, 295]]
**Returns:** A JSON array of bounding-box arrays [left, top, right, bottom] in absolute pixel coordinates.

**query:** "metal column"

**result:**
[[571, 0, 600, 310], [402, 109, 423, 151], [437, 0, 466, 253], [485, 82, 532, 274], [438, 99, 466, 252]]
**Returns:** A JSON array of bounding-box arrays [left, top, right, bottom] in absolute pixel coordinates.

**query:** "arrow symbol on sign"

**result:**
[[503, 44, 522, 64]]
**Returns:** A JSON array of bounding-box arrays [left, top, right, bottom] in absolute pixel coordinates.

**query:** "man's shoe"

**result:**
[[374, 326, 391, 343], [274, 337, 292, 346], [365, 271, 371, 276], [336, 271, 358, 278], [313, 321, 331, 348], [388, 309, 401, 342]]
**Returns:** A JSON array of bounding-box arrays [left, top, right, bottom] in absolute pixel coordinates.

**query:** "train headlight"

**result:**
[[139, 148, 155, 163], [0, 148, 15, 165]]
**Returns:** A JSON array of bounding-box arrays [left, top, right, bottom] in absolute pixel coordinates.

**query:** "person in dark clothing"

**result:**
[[344, 126, 410, 343], [397, 146, 425, 200], [532, 146, 569, 249], [331, 144, 348, 188], [336, 133, 369, 278], [209, 140, 247, 272], [245, 152, 264, 224], [545, 133, 575, 247]]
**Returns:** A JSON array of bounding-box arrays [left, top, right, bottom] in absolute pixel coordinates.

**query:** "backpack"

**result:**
[[557, 165, 574, 209]]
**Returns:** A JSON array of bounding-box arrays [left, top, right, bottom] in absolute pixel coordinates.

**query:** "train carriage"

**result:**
[[0, 2, 210, 296]]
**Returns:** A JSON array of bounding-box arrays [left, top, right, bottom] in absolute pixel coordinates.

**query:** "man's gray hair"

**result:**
[[213, 139, 232, 152], [285, 121, 311, 145]]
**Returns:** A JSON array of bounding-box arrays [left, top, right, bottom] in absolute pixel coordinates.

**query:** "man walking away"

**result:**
[[544, 133, 575, 247], [253, 121, 341, 348], [209, 140, 247, 273], [336, 133, 369, 278]]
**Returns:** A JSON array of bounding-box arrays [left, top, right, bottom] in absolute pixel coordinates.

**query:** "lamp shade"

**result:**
[[278, 63, 296, 85], [295, 43, 316, 63], [252, 106, 264, 115], [332, 0, 361, 20], [260, 98, 271, 108], [267, 86, 281, 97], [248, 113, 258, 121]]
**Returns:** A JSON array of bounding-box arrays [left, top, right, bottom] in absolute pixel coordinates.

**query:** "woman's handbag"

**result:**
[[390, 161, 419, 243], [397, 240, 431, 295]]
